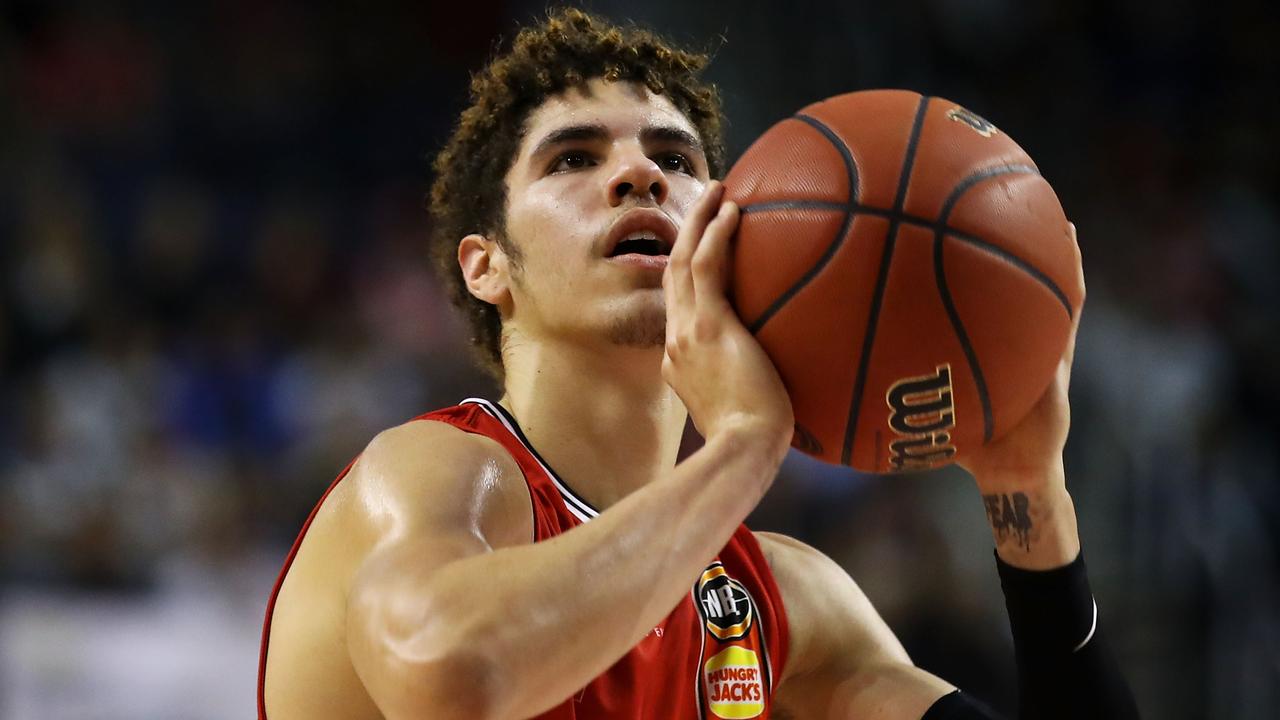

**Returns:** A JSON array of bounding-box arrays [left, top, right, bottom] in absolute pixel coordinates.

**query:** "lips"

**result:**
[[603, 209, 678, 259]]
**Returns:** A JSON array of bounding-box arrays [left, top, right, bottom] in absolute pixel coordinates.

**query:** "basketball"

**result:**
[[724, 89, 1083, 474]]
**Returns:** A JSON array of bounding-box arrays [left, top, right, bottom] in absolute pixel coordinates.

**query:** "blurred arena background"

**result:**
[[1, 1, 1276, 718]]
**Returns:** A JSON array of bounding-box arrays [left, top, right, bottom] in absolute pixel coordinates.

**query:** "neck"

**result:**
[[498, 335, 688, 511]]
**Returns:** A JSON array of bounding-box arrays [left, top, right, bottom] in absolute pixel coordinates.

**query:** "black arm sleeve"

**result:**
[[922, 690, 1002, 719], [995, 550, 1140, 719], [922, 553, 1140, 720]]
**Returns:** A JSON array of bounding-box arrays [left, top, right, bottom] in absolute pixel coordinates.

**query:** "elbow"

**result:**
[[351, 592, 507, 720], [363, 634, 507, 720], [395, 648, 503, 720]]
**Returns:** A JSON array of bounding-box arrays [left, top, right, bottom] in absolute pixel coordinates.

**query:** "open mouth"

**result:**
[[608, 235, 669, 258]]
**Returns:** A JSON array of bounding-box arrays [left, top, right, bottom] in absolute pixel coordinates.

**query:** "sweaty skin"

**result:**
[[263, 79, 1083, 720]]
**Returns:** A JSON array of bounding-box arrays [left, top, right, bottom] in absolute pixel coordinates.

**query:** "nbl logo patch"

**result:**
[[696, 563, 754, 641]]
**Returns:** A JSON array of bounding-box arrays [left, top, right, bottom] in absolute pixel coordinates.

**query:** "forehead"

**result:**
[[519, 78, 699, 151]]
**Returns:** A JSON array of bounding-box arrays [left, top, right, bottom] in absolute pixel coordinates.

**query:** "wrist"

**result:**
[[709, 414, 793, 464], [982, 482, 1081, 570], [688, 422, 787, 505], [969, 457, 1066, 494]]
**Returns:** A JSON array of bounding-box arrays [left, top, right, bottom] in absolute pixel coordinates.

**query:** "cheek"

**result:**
[[510, 189, 599, 270], [667, 177, 707, 226], [505, 215, 589, 297]]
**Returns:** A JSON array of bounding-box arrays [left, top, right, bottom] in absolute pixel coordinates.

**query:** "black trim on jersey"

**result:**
[[461, 398, 601, 520], [692, 585, 708, 720], [740, 583, 775, 695]]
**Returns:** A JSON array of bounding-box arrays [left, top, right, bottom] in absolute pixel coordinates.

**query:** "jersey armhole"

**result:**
[[737, 525, 791, 688], [259, 409, 539, 719], [258, 456, 360, 720]]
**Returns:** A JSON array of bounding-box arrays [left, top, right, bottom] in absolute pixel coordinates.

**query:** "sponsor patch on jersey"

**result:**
[[696, 563, 754, 641], [703, 645, 765, 719]]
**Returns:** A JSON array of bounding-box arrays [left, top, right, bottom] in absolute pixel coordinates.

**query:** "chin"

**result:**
[[603, 293, 667, 348]]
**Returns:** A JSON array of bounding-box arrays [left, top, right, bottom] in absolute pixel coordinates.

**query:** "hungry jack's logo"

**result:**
[[703, 646, 765, 719]]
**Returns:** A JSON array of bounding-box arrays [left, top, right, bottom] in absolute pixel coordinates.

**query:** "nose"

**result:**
[[604, 149, 669, 207]]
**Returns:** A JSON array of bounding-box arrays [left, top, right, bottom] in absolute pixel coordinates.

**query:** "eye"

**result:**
[[550, 150, 596, 173], [657, 152, 694, 175]]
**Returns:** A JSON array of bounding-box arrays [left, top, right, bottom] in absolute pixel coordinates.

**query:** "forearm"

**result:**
[[419, 425, 788, 719], [995, 552, 1140, 719], [949, 290, 1135, 717], [972, 467, 1138, 719]]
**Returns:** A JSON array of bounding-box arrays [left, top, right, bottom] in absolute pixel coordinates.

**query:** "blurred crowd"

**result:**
[[1, 1, 1276, 718]]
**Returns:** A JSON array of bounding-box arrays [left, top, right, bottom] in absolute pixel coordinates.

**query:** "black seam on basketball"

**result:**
[[933, 163, 1072, 317], [945, 230, 1073, 316], [932, 163, 1079, 445], [841, 95, 931, 466], [744, 114, 860, 335], [929, 165, 1038, 446], [941, 163, 1040, 209], [743, 201, 915, 224], [740, 200, 846, 214], [933, 232, 994, 443]]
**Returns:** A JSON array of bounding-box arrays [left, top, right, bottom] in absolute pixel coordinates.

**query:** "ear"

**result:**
[[458, 233, 513, 309]]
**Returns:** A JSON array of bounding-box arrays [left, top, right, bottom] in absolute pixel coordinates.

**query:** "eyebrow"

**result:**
[[528, 122, 704, 160], [641, 125, 703, 154]]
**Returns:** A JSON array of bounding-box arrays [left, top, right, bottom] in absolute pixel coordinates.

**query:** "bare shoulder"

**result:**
[[263, 420, 533, 719], [753, 531, 882, 616], [284, 418, 533, 589], [754, 530, 834, 577], [754, 532, 955, 718], [753, 531, 909, 680], [344, 418, 533, 549]]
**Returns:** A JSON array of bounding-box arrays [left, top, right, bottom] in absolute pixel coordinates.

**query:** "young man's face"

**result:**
[[498, 77, 711, 352]]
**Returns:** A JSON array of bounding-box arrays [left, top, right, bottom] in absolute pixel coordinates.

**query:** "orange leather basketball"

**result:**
[[725, 89, 1082, 473]]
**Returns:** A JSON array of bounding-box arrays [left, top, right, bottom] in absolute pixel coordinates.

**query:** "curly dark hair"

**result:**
[[427, 7, 726, 378]]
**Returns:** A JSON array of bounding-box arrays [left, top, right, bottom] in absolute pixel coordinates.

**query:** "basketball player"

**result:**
[[259, 9, 1138, 719]]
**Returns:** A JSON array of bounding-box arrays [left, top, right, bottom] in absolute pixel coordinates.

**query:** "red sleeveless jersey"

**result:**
[[258, 398, 789, 719]]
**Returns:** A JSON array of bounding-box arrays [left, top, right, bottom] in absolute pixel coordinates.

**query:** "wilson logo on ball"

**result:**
[[946, 106, 998, 137], [885, 365, 958, 470]]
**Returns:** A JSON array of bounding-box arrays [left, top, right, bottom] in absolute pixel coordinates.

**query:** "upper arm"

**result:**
[[343, 420, 532, 717], [757, 531, 954, 719]]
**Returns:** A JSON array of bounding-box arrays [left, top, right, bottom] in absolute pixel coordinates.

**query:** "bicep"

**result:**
[[346, 529, 489, 668], [759, 532, 954, 719], [346, 529, 499, 719], [342, 421, 530, 717]]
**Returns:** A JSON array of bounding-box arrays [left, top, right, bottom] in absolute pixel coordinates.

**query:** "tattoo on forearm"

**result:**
[[983, 492, 1033, 551]]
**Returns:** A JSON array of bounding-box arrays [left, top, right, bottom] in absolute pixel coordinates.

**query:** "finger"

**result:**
[[1061, 302, 1082, 391], [669, 181, 723, 309], [690, 201, 740, 314], [663, 259, 681, 353], [1063, 225, 1085, 369]]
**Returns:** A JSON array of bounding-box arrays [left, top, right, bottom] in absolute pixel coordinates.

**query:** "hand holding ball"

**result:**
[[724, 90, 1083, 473]]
